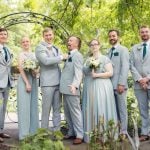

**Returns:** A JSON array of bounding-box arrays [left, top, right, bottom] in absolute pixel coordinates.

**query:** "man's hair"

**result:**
[[42, 27, 53, 35], [108, 29, 120, 36], [68, 36, 82, 50], [76, 36, 81, 50], [0, 27, 8, 34], [139, 25, 150, 30]]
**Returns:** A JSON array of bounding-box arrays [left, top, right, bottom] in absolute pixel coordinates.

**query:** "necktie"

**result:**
[[3, 47, 8, 61], [143, 43, 147, 59], [110, 47, 115, 59]]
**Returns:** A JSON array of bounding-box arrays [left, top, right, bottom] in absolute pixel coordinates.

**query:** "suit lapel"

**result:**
[[41, 41, 56, 57], [64, 50, 77, 68], [0, 49, 7, 64]]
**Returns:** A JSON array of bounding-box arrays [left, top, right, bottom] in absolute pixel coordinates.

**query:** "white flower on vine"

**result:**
[[131, 103, 138, 108]]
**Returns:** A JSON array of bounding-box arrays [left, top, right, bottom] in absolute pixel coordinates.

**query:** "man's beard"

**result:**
[[110, 39, 118, 45], [141, 36, 149, 41]]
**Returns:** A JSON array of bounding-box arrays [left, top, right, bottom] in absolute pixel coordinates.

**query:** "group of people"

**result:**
[[0, 25, 150, 144]]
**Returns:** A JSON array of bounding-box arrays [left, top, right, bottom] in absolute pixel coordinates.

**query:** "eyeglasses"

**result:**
[[90, 43, 99, 47]]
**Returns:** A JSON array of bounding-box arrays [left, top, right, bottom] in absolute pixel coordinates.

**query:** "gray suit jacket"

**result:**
[[107, 44, 129, 89], [130, 42, 150, 89], [60, 49, 83, 96], [0, 45, 13, 88], [35, 41, 61, 87]]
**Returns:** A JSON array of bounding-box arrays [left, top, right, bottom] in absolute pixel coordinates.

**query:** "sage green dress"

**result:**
[[17, 52, 39, 140], [82, 55, 118, 143]]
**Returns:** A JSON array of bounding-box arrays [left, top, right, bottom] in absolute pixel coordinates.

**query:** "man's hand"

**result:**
[[139, 77, 149, 89], [62, 54, 68, 60], [117, 85, 125, 94], [68, 85, 77, 95]]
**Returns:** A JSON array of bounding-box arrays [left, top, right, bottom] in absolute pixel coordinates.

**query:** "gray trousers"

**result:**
[[114, 90, 128, 134], [63, 94, 83, 139], [41, 86, 61, 130], [134, 89, 150, 135], [0, 87, 9, 133]]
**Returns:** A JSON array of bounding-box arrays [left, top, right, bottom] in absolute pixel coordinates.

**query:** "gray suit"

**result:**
[[60, 49, 84, 138], [35, 41, 62, 130], [107, 44, 129, 134], [130, 42, 150, 135], [0, 44, 13, 133]]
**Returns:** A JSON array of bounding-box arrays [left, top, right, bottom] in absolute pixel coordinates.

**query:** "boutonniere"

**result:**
[[137, 45, 142, 51], [114, 52, 119, 56]]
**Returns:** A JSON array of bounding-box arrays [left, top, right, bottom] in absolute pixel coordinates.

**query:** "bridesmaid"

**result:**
[[17, 36, 39, 140], [82, 39, 118, 143]]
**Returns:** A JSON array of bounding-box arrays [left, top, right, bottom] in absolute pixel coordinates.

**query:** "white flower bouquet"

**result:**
[[88, 57, 100, 70], [23, 59, 38, 71]]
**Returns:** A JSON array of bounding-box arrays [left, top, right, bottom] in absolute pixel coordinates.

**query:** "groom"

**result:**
[[0, 28, 13, 142], [35, 27, 68, 131]]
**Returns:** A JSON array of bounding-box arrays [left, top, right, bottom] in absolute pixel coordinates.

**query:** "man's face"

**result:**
[[0, 31, 8, 44], [140, 27, 150, 41], [43, 30, 54, 44], [108, 31, 119, 45], [67, 36, 78, 50]]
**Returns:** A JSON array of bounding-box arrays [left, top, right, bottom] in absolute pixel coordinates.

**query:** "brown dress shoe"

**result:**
[[0, 137, 4, 143], [63, 135, 76, 140], [73, 138, 83, 145], [139, 135, 149, 142], [0, 133, 10, 138]]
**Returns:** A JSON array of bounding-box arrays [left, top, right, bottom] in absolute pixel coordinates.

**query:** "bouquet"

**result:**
[[23, 59, 38, 72], [88, 57, 100, 70]]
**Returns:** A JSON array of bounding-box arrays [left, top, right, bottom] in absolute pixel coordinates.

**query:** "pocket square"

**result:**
[[114, 52, 119, 56], [68, 57, 72, 62]]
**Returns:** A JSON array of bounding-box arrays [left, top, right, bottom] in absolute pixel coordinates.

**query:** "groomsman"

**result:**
[[130, 25, 150, 142], [60, 36, 83, 144], [107, 29, 129, 137], [0, 28, 13, 142], [35, 27, 67, 131]]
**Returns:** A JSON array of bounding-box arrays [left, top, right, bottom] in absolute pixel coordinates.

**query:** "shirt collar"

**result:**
[[142, 40, 150, 47], [112, 43, 120, 49], [0, 44, 3, 49], [69, 49, 78, 55], [41, 41, 53, 48]]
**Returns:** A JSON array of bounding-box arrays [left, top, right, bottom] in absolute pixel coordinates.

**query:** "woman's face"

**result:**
[[89, 40, 100, 53], [21, 37, 30, 50]]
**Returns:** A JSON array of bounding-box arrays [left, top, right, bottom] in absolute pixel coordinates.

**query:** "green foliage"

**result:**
[[89, 118, 120, 150], [127, 88, 141, 136], [19, 128, 65, 150], [1, 0, 150, 53]]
